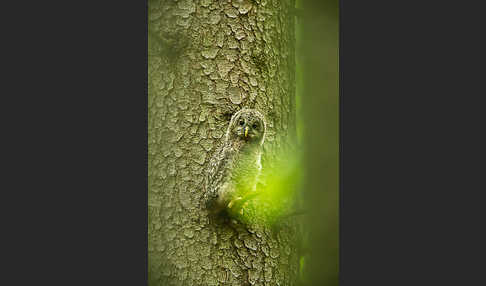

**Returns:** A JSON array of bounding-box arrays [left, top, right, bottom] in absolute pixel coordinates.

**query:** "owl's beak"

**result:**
[[244, 126, 249, 138]]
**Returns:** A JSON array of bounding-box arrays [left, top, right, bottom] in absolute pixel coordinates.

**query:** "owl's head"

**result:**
[[226, 109, 267, 146]]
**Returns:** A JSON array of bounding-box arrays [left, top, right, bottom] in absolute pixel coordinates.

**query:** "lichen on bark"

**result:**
[[148, 0, 298, 285]]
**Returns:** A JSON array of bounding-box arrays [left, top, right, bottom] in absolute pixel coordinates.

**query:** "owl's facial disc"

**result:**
[[234, 115, 262, 143]]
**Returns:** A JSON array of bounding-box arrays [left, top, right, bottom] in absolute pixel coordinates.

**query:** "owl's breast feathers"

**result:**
[[206, 140, 261, 196]]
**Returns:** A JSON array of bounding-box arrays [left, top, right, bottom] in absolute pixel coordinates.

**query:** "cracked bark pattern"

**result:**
[[148, 0, 297, 285]]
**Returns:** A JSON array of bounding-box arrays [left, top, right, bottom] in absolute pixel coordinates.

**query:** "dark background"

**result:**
[[1, 0, 485, 285]]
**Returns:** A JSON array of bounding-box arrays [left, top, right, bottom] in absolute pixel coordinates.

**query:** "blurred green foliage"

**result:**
[[227, 149, 303, 228], [301, 0, 339, 285]]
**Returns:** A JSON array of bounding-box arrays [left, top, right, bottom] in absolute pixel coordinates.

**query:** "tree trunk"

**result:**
[[148, 0, 298, 285]]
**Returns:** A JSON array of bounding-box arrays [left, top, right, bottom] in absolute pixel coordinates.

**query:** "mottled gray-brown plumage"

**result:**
[[204, 108, 267, 215]]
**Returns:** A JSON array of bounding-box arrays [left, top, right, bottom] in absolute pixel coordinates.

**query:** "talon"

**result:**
[[228, 197, 242, 208]]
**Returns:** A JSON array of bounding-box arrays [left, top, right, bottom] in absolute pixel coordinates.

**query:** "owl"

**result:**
[[203, 108, 267, 216]]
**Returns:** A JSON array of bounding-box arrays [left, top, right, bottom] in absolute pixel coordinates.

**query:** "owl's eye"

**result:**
[[239, 120, 245, 126], [252, 123, 258, 129]]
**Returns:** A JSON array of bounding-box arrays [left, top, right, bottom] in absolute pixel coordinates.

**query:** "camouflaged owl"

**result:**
[[203, 108, 267, 215]]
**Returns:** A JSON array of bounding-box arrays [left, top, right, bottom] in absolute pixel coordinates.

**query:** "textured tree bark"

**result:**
[[148, 0, 297, 285]]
